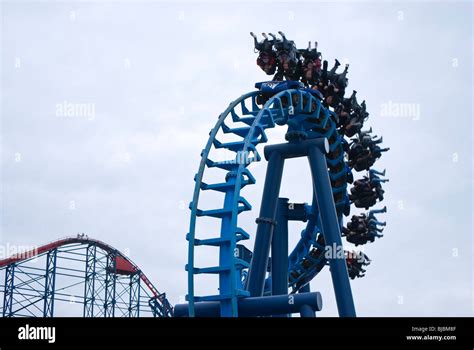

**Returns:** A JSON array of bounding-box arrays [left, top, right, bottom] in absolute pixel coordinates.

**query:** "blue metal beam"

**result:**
[[307, 142, 356, 317], [129, 272, 140, 317], [299, 283, 311, 293], [104, 251, 117, 317], [271, 198, 289, 317], [247, 137, 355, 316], [247, 150, 285, 297], [43, 249, 57, 317], [2, 264, 15, 317], [83, 244, 97, 317], [299, 303, 315, 317], [174, 292, 322, 317]]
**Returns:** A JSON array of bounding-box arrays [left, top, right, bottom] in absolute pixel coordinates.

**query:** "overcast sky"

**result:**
[[0, 0, 472, 316]]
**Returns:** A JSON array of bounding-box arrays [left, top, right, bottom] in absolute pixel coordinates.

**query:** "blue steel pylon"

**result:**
[[246, 137, 356, 317], [43, 248, 57, 317], [84, 243, 97, 317], [128, 272, 141, 317], [2, 263, 15, 317], [104, 250, 117, 317]]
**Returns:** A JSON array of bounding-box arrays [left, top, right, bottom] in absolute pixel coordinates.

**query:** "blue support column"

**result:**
[[83, 244, 97, 317], [247, 151, 285, 297], [129, 272, 141, 317], [246, 137, 355, 317], [272, 198, 289, 317], [43, 248, 57, 317], [104, 251, 117, 317], [2, 264, 15, 317], [307, 142, 356, 317]]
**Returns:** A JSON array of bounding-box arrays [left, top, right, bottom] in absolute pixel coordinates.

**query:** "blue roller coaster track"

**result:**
[[183, 80, 387, 317]]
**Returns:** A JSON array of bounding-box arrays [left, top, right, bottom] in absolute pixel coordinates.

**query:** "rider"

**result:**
[[272, 32, 302, 81], [251, 32, 277, 75], [300, 41, 321, 86]]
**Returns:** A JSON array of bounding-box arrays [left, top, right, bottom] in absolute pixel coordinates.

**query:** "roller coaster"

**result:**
[[0, 32, 389, 318], [0, 236, 172, 317]]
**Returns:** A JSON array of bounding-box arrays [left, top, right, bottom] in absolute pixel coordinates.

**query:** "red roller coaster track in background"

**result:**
[[0, 236, 162, 299], [0, 236, 172, 317]]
